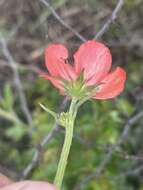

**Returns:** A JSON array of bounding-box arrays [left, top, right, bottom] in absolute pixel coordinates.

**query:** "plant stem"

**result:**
[[54, 98, 77, 189]]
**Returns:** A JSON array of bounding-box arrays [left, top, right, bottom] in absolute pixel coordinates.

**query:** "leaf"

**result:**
[[2, 84, 13, 111], [5, 125, 26, 141]]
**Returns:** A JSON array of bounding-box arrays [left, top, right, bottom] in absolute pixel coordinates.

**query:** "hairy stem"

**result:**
[[54, 98, 77, 189]]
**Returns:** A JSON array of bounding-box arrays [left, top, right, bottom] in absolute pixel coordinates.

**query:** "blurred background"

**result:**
[[0, 0, 143, 189]]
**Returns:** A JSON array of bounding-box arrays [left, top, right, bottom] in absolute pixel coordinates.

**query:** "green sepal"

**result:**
[[58, 112, 73, 128]]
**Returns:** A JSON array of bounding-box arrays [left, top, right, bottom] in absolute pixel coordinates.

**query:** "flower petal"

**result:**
[[93, 67, 126, 99], [45, 44, 68, 76], [74, 40, 112, 84], [40, 72, 65, 94], [45, 44, 76, 81]]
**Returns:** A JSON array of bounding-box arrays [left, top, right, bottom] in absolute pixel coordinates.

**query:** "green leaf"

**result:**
[[2, 84, 13, 111], [5, 125, 26, 141]]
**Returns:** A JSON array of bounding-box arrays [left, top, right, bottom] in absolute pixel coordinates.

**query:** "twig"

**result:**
[[117, 151, 143, 161], [39, 0, 87, 42], [0, 59, 43, 74], [21, 97, 68, 179], [123, 165, 143, 176], [112, 164, 143, 181], [94, 0, 124, 39], [74, 110, 143, 190], [0, 38, 33, 126], [22, 124, 61, 179]]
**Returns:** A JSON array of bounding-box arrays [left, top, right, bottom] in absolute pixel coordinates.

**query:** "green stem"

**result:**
[[54, 98, 77, 189]]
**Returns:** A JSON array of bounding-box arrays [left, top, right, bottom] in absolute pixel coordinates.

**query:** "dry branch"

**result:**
[[95, 0, 124, 39], [39, 0, 87, 42], [0, 38, 33, 126]]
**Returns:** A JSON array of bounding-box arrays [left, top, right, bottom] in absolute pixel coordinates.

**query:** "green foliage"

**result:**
[[1, 84, 13, 111], [5, 125, 27, 141]]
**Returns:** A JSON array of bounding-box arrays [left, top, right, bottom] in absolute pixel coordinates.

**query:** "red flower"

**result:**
[[41, 40, 126, 99]]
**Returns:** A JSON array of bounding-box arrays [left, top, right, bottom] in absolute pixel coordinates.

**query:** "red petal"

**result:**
[[74, 40, 112, 85], [93, 67, 126, 99], [40, 72, 65, 94], [45, 44, 76, 81], [45, 44, 68, 76]]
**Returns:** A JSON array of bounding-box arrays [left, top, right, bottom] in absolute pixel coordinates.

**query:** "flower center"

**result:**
[[62, 72, 100, 99], [64, 72, 87, 99]]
